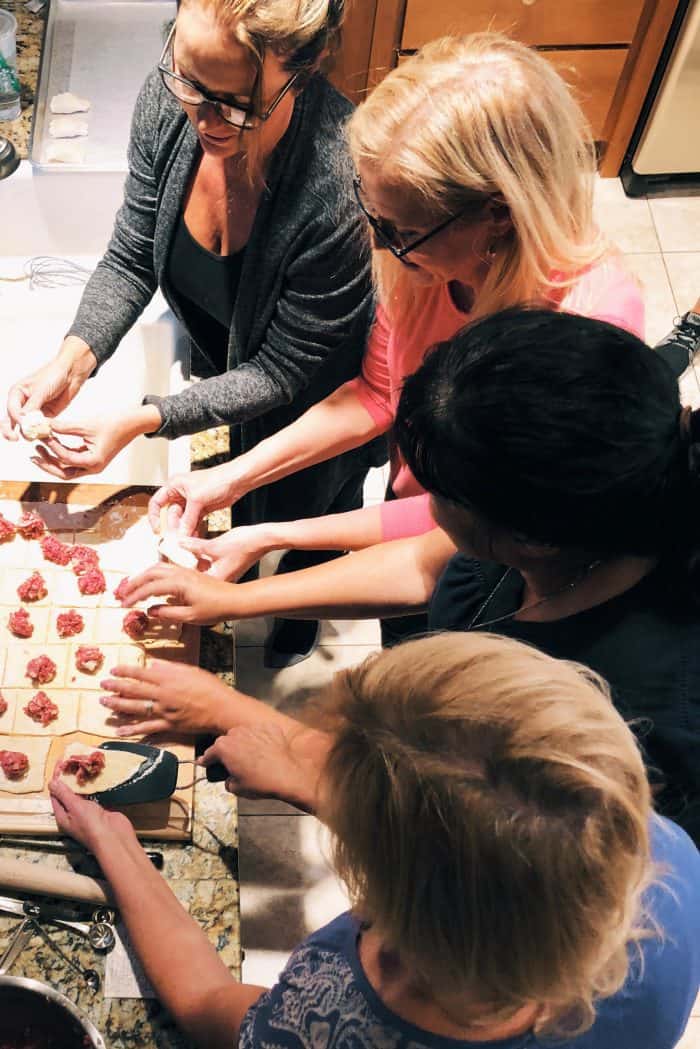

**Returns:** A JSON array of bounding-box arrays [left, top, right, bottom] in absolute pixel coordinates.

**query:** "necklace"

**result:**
[[468, 560, 603, 631]]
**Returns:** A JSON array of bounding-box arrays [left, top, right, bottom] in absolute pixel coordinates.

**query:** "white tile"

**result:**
[[663, 253, 700, 316], [242, 948, 291, 987], [650, 194, 700, 253], [623, 254, 677, 346], [234, 643, 381, 718], [676, 1016, 700, 1049], [594, 177, 659, 253], [235, 615, 380, 648], [363, 466, 388, 503]]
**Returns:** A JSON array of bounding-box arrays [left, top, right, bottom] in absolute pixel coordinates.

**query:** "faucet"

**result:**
[[0, 136, 19, 179]]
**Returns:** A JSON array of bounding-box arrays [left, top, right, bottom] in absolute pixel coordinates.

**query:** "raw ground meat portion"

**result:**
[[114, 576, 130, 602], [59, 749, 105, 786], [78, 567, 106, 595], [70, 545, 100, 575], [75, 645, 104, 673], [56, 609, 84, 638], [0, 692, 7, 717], [40, 533, 72, 565], [123, 609, 148, 639], [0, 514, 16, 542], [9, 607, 33, 639], [16, 511, 46, 540], [0, 749, 29, 780], [26, 654, 57, 685], [24, 690, 59, 726], [17, 571, 48, 602]]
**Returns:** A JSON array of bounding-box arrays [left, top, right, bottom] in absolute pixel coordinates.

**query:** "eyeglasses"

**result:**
[[352, 175, 480, 261], [158, 23, 299, 131]]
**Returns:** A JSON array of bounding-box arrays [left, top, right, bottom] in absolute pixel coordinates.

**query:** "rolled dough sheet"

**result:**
[[57, 742, 145, 795], [68, 643, 145, 691], [0, 606, 51, 645], [2, 644, 68, 689], [76, 521, 159, 573], [9, 689, 79, 736], [78, 692, 137, 739], [48, 115, 89, 139], [0, 735, 51, 794], [49, 92, 91, 114]]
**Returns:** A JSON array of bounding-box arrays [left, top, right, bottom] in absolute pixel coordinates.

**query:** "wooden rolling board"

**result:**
[[0, 483, 199, 840]]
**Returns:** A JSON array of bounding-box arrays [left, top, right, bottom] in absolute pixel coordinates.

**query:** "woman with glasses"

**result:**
[[2, 0, 385, 667], [143, 32, 645, 645]]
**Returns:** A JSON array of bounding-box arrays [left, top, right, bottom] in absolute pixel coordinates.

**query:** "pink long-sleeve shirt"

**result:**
[[347, 256, 645, 541]]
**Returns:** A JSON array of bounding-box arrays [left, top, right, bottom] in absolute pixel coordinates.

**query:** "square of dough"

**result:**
[[0, 690, 18, 731], [0, 536, 20, 568], [99, 571, 138, 608], [94, 606, 181, 644], [77, 692, 138, 739], [66, 643, 117, 691], [0, 568, 55, 607], [0, 605, 51, 645], [9, 689, 79, 736], [53, 569, 103, 608], [2, 644, 68, 689], [46, 607, 96, 644], [55, 741, 148, 794], [0, 735, 51, 794]]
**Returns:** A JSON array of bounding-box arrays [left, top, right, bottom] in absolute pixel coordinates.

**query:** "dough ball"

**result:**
[[49, 115, 89, 139], [19, 410, 52, 442], [49, 92, 91, 114], [46, 141, 87, 165]]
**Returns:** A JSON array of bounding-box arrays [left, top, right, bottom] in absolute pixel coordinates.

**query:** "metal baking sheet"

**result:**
[[30, 0, 175, 172]]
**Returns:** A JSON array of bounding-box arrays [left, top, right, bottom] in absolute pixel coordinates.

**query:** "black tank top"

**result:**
[[167, 211, 246, 373]]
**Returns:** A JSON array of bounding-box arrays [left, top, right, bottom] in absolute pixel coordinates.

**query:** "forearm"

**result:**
[[57, 336, 98, 381], [224, 528, 456, 621], [254, 504, 384, 558], [227, 384, 385, 496], [92, 827, 263, 1046]]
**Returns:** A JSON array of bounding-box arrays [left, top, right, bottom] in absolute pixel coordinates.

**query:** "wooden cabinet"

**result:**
[[328, 0, 681, 176]]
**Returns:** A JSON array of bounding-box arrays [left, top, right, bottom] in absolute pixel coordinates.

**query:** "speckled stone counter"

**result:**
[[0, 471, 241, 1041], [0, 0, 46, 158]]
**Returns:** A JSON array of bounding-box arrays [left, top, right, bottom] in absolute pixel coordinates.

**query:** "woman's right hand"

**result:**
[[1, 337, 96, 440], [148, 463, 244, 537], [180, 525, 275, 581]]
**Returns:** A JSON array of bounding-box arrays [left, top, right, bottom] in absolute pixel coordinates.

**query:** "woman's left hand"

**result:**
[[100, 658, 253, 737], [49, 776, 134, 852], [30, 405, 162, 480]]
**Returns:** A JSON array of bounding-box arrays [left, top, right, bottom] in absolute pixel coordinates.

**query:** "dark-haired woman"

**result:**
[[112, 309, 700, 843], [2, 0, 384, 665]]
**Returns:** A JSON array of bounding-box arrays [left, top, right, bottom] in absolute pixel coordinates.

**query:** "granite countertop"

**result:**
[[0, 0, 46, 158], [0, 3, 242, 1035]]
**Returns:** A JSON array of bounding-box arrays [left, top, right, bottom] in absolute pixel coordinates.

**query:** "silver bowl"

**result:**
[[0, 974, 106, 1047]]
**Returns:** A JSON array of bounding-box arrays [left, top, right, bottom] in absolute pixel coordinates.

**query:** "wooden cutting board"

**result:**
[[0, 481, 198, 840]]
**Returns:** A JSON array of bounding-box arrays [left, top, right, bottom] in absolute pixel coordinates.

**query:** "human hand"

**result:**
[[199, 722, 332, 812], [49, 775, 134, 852], [99, 658, 247, 737], [148, 464, 243, 537], [118, 563, 236, 625], [30, 405, 162, 480], [180, 525, 275, 581], [1, 338, 96, 441]]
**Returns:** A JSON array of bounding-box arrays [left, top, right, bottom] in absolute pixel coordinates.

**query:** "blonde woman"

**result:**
[[145, 33, 644, 636], [51, 634, 700, 1047], [3, 0, 385, 665]]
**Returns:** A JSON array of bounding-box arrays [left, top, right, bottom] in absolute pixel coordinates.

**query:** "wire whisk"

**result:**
[[0, 255, 93, 290]]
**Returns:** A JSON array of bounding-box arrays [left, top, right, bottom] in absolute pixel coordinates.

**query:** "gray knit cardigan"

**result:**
[[68, 69, 385, 526]]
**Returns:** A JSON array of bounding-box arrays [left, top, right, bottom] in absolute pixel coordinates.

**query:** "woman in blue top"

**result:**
[[50, 632, 700, 1049]]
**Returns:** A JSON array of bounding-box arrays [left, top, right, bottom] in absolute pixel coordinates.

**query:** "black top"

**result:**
[[429, 555, 700, 845], [167, 212, 245, 374]]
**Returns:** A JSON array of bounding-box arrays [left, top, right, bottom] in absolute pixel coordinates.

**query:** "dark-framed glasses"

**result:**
[[353, 175, 480, 261], [158, 23, 299, 131]]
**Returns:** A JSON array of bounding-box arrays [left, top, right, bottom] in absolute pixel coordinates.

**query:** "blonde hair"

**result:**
[[319, 633, 655, 1037], [347, 33, 607, 325]]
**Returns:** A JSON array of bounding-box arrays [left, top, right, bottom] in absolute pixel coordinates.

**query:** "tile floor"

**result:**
[[237, 176, 700, 1039]]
